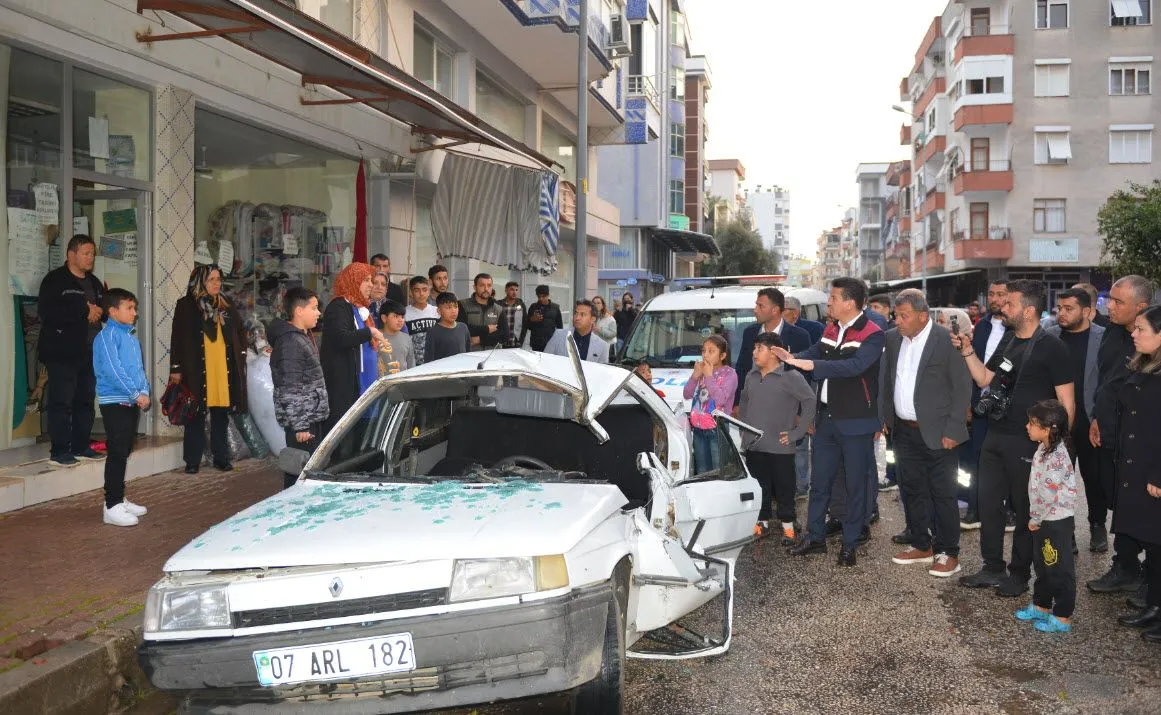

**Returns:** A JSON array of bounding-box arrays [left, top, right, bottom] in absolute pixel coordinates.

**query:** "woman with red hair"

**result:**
[[319, 263, 385, 434]]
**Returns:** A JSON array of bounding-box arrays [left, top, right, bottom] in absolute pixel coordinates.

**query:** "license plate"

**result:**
[[253, 632, 416, 686]]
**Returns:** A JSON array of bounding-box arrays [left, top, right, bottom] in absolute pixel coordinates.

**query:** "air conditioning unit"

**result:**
[[608, 14, 632, 58], [931, 53, 944, 64]]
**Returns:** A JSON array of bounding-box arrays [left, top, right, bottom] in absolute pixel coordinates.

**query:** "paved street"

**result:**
[[3, 464, 1160, 714]]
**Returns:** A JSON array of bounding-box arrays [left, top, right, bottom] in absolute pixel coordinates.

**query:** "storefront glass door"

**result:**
[[74, 184, 153, 435]]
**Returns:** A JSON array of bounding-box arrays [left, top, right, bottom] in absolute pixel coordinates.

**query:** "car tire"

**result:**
[[571, 567, 627, 715]]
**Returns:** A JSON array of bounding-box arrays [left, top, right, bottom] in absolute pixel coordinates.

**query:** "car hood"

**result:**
[[164, 480, 629, 572]]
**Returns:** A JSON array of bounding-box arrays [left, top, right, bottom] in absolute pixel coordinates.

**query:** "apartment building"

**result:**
[[683, 54, 712, 235], [855, 164, 893, 281], [896, 0, 1157, 302], [707, 158, 748, 231], [596, 0, 718, 301], [883, 160, 913, 280], [746, 185, 792, 260]]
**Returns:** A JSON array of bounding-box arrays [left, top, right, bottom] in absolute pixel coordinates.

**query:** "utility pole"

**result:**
[[573, 0, 589, 299]]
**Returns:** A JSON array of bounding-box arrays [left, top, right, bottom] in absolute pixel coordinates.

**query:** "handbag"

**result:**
[[160, 380, 205, 426]]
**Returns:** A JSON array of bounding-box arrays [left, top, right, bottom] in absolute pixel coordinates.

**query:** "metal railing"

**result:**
[[627, 74, 660, 108], [952, 226, 1012, 241], [959, 159, 1011, 173], [961, 23, 1011, 37]]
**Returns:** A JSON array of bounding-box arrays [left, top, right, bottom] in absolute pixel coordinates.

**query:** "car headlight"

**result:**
[[144, 584, 231, 632], [449, 556, 569, 603]]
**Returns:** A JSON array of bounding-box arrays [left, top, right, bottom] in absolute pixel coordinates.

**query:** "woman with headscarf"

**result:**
[[169, 265, 247, 474], [320, 263, 385, 435]]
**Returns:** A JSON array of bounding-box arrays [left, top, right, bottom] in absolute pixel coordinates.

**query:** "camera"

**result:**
[[974, 356, 1014, 421], [950, 315, 960, 336]]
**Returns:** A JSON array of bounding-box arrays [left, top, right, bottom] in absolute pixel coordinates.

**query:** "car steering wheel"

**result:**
[[492, 454, 552, 471]]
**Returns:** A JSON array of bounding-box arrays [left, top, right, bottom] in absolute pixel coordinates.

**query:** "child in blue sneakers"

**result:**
[[92, 288, 151, 527], [1015, 399, 1078, 633]]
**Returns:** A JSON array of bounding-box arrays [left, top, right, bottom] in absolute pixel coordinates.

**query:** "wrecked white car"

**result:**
[[139, 345, 760, 714]]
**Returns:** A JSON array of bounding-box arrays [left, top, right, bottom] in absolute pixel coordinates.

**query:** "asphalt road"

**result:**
[[432, 490, 1161, 715]]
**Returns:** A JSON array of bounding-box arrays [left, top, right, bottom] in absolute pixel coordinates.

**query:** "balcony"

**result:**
[[916, 186, 946, 219], [627, 74, 660, 110], [920, 248, 946, 272], [916, 135, 947, 167], [953, 104, 1014, 130], [900, 124, 911, 146], [913, 16, 944, 73], [913, 76, 946, 117], [952, 159, 1013, 194], [899, 215, 911, 234], [953, 25, 1014, 63], [953, 228, 1013, 261], [899, 76, 909, 101]]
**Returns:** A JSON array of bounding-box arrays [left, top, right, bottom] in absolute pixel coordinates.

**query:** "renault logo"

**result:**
[[329, 577, 343, 598]]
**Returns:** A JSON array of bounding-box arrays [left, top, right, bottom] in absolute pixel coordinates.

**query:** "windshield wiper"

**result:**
[[304, 469, 434, 484]]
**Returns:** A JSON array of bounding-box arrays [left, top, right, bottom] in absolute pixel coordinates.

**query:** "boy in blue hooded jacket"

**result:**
[[92, 288, 151, 527]]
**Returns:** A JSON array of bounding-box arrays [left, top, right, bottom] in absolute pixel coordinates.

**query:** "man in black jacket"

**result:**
[[457, 273, 508, 351], [38, 234, 105, 468], [1087, 275, 1154, 596], [527, 285, 563, 352], [614, 292, 638, 351]]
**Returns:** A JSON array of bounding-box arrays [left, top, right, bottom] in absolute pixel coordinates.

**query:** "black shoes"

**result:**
[[1090, 522, 1109, 553], [868, 510, 881, 525], [855, 525, 871, 546], [184, 465, 199, 475], [1144, 624, 1161, 643], [825, 518, 843, 538], [996, 575, 1029, 598], [892, 529, 913, 545], [1128, 582, 1149, 610], [213, 461, 234, 472], [837, 548, 857, 567], [960, 568, 1006, 589], [1117, 606, 1161, 628], [788, 539, 827, 556], [1087, 564, 1143, 593]]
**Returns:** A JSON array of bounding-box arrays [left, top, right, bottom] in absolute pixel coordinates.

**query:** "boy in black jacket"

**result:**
[[269, 287, 329, 489], [37, 234, 106, 467]]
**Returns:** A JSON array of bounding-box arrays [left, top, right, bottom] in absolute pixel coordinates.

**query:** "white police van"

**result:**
[[621, 277, 828, 413]]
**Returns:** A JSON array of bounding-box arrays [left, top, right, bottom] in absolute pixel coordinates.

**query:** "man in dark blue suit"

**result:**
[[735, 287, 812, 404], [958, 280, 1009, 530], [785, 296, 824, 344]]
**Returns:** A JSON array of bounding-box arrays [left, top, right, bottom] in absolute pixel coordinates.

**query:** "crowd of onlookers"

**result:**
[[37, 234, 1161, 643]]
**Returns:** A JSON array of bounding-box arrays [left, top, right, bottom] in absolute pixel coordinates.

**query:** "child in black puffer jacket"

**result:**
[[268, 287, 329, 489]]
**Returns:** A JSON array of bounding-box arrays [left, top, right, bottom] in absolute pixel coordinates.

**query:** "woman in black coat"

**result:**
[[1113, 305, 1161, 643], [319, 263, 384, 437], [169, 265, 247, 473]]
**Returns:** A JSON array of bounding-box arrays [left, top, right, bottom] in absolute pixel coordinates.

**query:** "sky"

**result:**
[[684, 0, 948, 257]]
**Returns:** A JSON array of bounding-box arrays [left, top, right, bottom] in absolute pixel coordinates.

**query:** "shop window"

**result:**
[[475, 71, 526, 141], [71, 69, 152, 181], [193, 109, 364, 325]]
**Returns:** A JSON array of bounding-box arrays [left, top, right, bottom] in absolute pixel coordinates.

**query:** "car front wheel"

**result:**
[[571, 568, 627, 714]]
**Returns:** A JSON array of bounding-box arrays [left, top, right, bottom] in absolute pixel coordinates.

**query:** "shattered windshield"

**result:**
[[623, 309, 756, 369]]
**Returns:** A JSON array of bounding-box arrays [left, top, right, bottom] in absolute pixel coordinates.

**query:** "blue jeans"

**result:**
[[692, 429, 720, 474], [795, 436, 811, 494]]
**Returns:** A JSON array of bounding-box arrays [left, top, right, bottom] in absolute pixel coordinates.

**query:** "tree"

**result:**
[[1098, 180, 1161, 286], [703, 220, 780, 277]]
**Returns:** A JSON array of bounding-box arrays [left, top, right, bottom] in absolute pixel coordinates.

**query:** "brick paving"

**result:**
[[0, 460, 281, 673]]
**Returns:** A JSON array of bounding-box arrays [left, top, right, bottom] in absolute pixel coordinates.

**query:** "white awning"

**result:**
[[1111, 0, 1144, 18], [1046, 134, 1073, 161]]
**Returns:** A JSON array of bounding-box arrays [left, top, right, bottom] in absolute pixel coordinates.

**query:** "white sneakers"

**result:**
[[103, 500, 148, 527]]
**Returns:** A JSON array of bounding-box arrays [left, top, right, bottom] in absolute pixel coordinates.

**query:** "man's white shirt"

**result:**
[[893, 319, 933, 421], [984, 316, 1006, 363]]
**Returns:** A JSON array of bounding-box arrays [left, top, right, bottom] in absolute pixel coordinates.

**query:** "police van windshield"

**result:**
[[623, 310, 757, 369]]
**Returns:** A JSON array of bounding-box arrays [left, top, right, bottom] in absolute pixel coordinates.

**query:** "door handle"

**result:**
[[740, 492, 754, 502]]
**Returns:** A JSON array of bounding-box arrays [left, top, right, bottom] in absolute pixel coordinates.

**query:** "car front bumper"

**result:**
[[139, 582, 611, 714]]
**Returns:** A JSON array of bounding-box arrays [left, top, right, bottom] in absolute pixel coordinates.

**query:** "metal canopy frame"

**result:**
[[134, 0, 556, 169], [650, 227, 721, 257]]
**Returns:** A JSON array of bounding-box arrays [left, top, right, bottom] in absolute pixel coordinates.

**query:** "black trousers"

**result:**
[[978, 430, 1037, 579], [98, 404, 139, 509], [958, 416, 988, 515], [1072, 414, 1103, 525], [894, 422, 961, 556], [1145, 543, 1161, 608], [1098, 445, 1146, 570], [283, 425, 321, 489], [184, 407, 230, 468], [746, 450, 797, 523], [45, 359, 96, 458], [1032, 517, 1076, 618]]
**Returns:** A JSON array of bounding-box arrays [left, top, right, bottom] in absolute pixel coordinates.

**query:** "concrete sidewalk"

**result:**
[[0, 460, 281, 712]]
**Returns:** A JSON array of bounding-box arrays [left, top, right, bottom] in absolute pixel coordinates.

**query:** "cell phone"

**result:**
[[950, 315, 960, 335]]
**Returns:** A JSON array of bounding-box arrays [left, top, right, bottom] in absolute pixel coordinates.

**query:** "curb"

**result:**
[[0, 614, 173, 715]]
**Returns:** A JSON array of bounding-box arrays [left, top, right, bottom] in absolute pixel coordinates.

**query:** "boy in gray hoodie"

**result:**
[[269, 287, 329, 488], [739, 332, 817, 545]]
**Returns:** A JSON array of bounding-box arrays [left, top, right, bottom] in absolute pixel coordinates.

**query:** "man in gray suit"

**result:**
[[1047, 287, 1106, 551], [879, 289, 973, 578], [544, 299, 610, 363]]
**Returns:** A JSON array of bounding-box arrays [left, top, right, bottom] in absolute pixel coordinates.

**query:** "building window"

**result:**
[[669, 123, 684, 157], [1111, 0, 1152, 25], [949, 208, 961, 237], [1034, 131, 1072, 164], [541, 120, 577, 181], [475, 71, 526, 140], [670, 66, 685, 101], [970, 7, 991, 34], [1109, 128, 1154, 163], [1110, 62, 1151, 94], [969, 203, 989, 239], [1036, 0, 1069, 28], [1034, 62, 1070, 96], [966, 76, 1005, 94], [669, 180, 684, 215], [1033, 199, 1066, 233], [414, 27, 453, 96]]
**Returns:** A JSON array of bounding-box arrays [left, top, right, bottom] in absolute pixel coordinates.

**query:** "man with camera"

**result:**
[[952, 279, 1075, 597]]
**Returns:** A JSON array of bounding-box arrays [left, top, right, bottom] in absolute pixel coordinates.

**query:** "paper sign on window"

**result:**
[[217, 240, 234, 272], [281, 234, 299, 256], [194, 241, 214, 265]]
